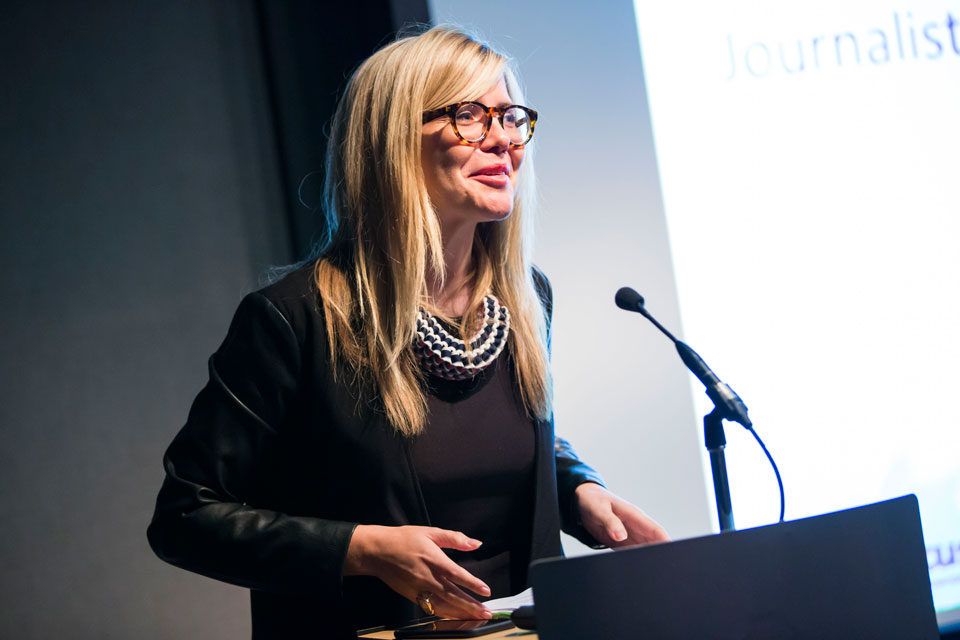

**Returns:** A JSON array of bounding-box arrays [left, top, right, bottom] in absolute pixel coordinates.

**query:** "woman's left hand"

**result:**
[[575, 482, 671, 548]]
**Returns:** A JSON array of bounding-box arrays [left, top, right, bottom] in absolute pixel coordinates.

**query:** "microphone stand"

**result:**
[[705, 408, 735, 532]]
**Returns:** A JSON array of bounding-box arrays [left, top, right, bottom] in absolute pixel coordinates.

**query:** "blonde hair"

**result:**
[[314, 25, 550, 436]]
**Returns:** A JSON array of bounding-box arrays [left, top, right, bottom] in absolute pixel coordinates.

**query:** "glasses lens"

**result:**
[[503, 107, 532, 145], [454, 104, 486, 142]]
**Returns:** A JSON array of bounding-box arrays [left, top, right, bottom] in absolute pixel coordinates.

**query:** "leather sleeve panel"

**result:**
[[146, 293, 357, 597], [555, 435, 607, 548]]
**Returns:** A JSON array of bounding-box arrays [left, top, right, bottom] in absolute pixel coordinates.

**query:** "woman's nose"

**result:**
[[482, 115, 511, 149]]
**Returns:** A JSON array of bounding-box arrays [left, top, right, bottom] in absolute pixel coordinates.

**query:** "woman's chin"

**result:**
[[479, 208, 513, 223], [476, 197, 515, 222]]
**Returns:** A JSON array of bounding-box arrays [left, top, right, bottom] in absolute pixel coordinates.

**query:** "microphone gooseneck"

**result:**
[[615, 287, 679, 343]]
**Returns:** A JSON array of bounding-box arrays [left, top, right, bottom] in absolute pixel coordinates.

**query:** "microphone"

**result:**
[[615, 287, 752, 429], [511, 605, 536, 630]]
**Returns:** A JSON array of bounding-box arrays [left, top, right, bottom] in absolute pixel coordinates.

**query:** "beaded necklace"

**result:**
[[414, 294, 510, 380]]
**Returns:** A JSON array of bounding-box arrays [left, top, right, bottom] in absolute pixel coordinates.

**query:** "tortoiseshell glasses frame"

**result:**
[[421, 102, 538, 147]]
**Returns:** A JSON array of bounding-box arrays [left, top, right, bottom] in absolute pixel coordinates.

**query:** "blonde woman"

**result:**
[[147, 25, 668, 637]]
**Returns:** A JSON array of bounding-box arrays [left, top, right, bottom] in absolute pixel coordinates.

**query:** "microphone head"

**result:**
[[615, 287, 645, 312]]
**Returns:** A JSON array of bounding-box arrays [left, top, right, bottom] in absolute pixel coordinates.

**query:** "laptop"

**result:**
[[531, 495, 938, 639]]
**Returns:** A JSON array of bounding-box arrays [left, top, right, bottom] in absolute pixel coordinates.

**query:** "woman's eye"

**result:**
[[455, 105, 485, 122], [504, 110, 527, 127]]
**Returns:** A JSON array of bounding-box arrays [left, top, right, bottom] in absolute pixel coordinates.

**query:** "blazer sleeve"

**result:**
[[146, 292, 357, 597], [532, 268, 607, 548], [555, 436, 606, 548]]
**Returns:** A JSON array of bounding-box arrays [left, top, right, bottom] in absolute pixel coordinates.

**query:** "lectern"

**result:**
[[531, 495, 938, 639]]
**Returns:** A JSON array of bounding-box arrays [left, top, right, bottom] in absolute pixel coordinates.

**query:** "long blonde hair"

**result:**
[[314, 25, 550, 436]]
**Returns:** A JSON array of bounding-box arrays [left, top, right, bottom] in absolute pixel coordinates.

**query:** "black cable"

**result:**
[[747, 427, 785, 523]]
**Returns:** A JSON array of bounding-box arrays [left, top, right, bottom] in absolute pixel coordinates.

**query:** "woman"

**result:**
[[147, 25, 667, 637]]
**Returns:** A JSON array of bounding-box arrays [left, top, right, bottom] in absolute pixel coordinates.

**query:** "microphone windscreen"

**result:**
[[511, 605, 536, 630], [615, 287, 645, 312]]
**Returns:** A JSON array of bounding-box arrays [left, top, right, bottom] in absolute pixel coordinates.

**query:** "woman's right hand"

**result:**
[[343, 525, 493, 620]]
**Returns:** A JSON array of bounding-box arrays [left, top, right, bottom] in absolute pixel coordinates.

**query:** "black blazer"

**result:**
[[147, 264, 604, 638]]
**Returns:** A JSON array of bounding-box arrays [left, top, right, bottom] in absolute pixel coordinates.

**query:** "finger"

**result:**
[[404, 576, 482, 621], [612, 501, 670, 544], [638, 523, 670, 544], [635, 519, 669, 543], [576, 486, 627, 543], [424, 527, 483, 552], [432, 581, 492, 620], [436, 555, 491, 597], [595, 510, 628, 543], [439, 576, 492, 618]]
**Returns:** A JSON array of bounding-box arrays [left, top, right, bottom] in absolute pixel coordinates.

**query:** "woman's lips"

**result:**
[[471, 173, 509, 187], [470, 165, 510, 187]]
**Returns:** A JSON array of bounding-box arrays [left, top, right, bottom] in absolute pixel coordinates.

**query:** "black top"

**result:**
[[412, 345, 536, 599]]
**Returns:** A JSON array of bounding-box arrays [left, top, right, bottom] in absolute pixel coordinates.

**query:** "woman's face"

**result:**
[[421, 78, 525, 231]]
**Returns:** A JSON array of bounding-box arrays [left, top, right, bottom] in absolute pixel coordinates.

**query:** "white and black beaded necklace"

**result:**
[[413, 294, 510, 381]]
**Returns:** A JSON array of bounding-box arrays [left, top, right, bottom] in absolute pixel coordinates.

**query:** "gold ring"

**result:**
[[416, 591, 435, 616]]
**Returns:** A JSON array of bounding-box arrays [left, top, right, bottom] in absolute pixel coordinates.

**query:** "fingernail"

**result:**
[[481, 609, 492, 619], [612, 529, 627, 542], [480, 584, 491, 595], [470, 538, 483, 547]]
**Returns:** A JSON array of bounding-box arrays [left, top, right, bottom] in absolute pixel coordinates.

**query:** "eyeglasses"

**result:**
[[422, 102, 538, 147]]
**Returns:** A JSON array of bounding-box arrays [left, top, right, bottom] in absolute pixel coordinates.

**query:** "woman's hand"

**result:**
[[344, 525, 493, 620], [575, 483, 670, 548]]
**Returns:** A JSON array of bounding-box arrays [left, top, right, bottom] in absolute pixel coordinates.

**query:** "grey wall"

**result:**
[[1, 2, 291, 638], [1, 0, 435, 635]]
